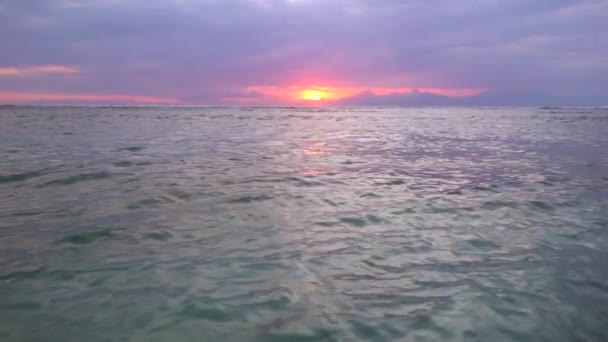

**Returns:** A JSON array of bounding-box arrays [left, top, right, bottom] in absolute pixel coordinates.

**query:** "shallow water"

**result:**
[[1, 106, 607, 341]]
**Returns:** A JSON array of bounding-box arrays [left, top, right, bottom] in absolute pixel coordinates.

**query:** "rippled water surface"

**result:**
[[1, 106, 608, 341]]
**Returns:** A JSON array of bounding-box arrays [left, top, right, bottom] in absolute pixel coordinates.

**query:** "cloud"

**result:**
[[335, 90, 461, 107], [0, 91, 181, 104], [0, 65, 79, 76], [241, 85, 486, 104], [0, 0, 606, 105]]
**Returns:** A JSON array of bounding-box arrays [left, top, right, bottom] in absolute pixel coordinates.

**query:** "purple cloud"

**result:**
[[0, 0, 606, 105]]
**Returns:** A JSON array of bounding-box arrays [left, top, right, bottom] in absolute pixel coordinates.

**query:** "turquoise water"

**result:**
[[1, 106, 607, 341]]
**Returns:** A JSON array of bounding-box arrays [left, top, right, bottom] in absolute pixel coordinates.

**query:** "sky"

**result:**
[[0, 0, 606, 106]]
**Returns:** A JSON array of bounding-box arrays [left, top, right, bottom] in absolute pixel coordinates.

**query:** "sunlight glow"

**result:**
[[300, 90, 326, 101], [230, 85, 487, 104]]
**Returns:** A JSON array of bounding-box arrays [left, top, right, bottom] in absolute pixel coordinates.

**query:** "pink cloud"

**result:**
[[0, 65, 80, 76], [0, 91, 182, 104]]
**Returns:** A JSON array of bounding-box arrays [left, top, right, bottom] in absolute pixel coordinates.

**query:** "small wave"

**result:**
[[112, 161, 135, 167], [0, 168, 51, 184], [8, 210, 46, 218], [0, 266, 46, 282], [339, 217, 368, 227], [57, 229, 114, 245], [0, 301, 43, 311], [256, 329, 337, 341], [339, 214, 384, 227], [374, 178, 406, 186], [538, 174, 570, 187], [112, 160, 154, 168], [529, 200, 554, 212], [227, 194, 274, 204], [361, 259, 404, 273], [166, 189, 193, 201], [471, 184, 500, 192], [462, 238, 501, 252], [179, 303, 233, 322], [37, 172, 112, 187], [127, 196, 176, 210], [116, 146, 146, 152], [285, 176, 325, 187], [360, 192, 382, 198], [314, 221, 338, 227], [322, 199, 344, 207], [143, 231, 173, 241], [481, 200, 519, 210]]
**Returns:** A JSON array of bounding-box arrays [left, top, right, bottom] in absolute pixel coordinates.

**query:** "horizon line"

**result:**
[[1, 103, 607, 109]]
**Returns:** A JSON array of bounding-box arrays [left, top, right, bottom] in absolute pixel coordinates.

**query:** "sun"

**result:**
[[300, 90, 326, 101]]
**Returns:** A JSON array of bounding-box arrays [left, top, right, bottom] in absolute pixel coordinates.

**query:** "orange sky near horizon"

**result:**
[[0, 64, 486, 104], [0, 86, 486, 105], [226, 85, 487, 103]]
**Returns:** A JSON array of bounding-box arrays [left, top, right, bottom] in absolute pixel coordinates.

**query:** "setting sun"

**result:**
[[300, 90, 326, 101]]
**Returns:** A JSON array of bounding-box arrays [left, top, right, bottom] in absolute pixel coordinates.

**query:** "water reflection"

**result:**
[[303, 149, 328, 156], [0, 106, 607, 341]]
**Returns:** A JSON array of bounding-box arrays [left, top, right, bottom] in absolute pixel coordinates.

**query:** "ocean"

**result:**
[[1, 106, 607, 341]]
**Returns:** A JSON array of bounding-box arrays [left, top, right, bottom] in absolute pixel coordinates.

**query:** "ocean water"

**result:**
[[1, 106, 607, 341]]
